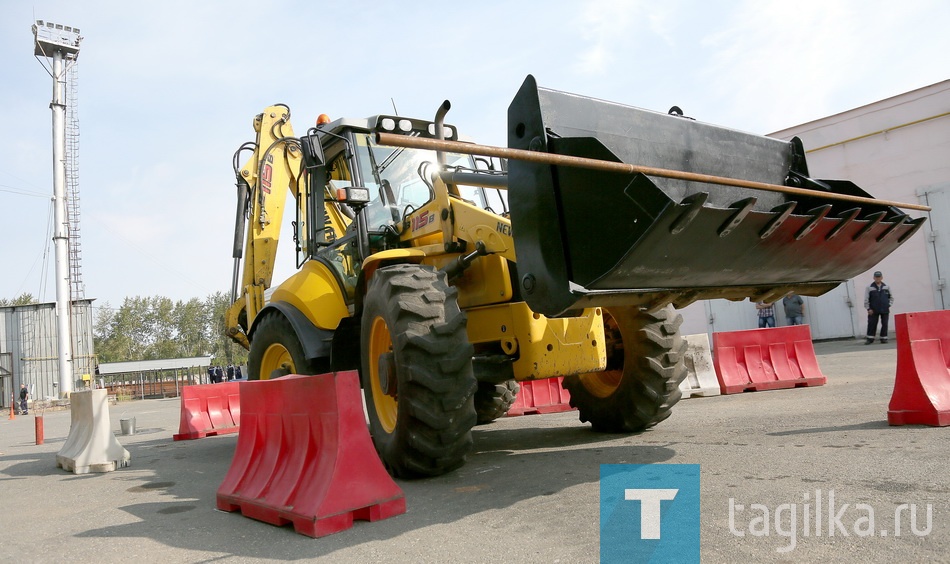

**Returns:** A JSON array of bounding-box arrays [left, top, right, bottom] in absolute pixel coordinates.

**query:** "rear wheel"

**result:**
[[361, 264, 477, 478], [562, 305, 687, 432], [474, 380, 520, 424], [248, 312, 320, 380]]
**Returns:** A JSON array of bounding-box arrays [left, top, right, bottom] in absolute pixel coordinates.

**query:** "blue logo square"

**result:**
[[600, 464, 700, 563]]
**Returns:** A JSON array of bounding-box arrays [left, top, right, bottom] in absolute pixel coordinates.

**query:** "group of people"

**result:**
[[207, 364, 242, 384], [754, 293, 805, 328], [754, 270, 893, 343]]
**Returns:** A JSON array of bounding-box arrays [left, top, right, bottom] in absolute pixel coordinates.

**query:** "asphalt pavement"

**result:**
[[1, 338, 947, 563]]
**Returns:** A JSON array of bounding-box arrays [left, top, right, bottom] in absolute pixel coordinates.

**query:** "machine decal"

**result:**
[[261, 154, 274, 194], [411, 212, 436, 232]]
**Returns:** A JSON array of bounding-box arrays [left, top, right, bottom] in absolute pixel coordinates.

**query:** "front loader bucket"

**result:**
[[507, 75, 925, 317]]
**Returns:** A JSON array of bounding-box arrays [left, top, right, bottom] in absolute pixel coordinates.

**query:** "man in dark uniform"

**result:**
[[864, 271, 893, 344]]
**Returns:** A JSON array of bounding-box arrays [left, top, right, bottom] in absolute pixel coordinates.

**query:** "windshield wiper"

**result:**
[[364, 135, 385, 188], [374, 131, 420, 175]]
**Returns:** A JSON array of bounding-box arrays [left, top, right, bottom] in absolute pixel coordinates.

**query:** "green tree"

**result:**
[[149, 296, 179, 359], [92, 291, 248, 366], [92, 302, 121, 363], [175, 298, 210, 358], [0, 292, 38, 306], [205, 291, 247, 366]]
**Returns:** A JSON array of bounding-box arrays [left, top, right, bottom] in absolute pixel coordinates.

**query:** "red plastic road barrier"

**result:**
[[888, 311, 950, 426], [507, 377, 574, 416], [173, 382, 241, 441], [216, 371, 405, 537], [713, 325, 826, 394]]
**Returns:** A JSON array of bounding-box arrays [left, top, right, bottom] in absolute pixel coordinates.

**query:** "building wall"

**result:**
[[679, 80, 950, 339], [771, 80, 950, 331], [0, 300, 96, 404]]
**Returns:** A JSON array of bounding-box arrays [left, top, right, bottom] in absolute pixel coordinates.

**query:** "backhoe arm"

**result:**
[[226, 105, 303, 348]]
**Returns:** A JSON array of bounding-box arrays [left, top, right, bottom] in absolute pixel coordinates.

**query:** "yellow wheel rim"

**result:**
[[578, 311, 623, 398], [260, 343, 294, 380], [368, 316, 398, 433], [579, 368, 623, 398]]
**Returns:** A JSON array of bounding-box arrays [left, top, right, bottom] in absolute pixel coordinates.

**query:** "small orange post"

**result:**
[[35, 415, 44, 445], [8, 394, 14, 420]]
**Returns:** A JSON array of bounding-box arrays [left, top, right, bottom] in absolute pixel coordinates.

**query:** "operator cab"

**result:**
[[300, 115, 504, 303]]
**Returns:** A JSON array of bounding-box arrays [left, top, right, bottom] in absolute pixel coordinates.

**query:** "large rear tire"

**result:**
[[361, 264, 477, 478], [247, 312, 320, 380], [562, 305, 687, 432], [474, 380, 520, 424]]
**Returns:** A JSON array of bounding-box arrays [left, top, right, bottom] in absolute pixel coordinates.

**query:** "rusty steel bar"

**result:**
[[376, 132, 931, 213]]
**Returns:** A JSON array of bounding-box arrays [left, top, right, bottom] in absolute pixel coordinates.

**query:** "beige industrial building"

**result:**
[[679, 79, 950, 339]]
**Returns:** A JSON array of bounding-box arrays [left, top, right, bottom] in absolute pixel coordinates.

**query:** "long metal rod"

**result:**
[[376, 133, 931, 213]]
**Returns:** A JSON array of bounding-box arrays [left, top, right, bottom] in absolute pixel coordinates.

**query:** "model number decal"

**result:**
[[411, 212, 436, 232], [261, 154, 274, 194]]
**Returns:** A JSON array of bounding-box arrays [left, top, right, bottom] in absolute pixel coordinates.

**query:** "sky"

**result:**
[[1, 0, 948, 313]]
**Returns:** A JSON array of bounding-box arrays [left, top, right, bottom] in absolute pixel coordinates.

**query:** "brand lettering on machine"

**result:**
[[261, 154, 274, 194], [496, 222, 512, 237]]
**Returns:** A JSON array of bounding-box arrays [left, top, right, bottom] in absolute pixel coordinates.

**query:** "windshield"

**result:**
[[355, 134, 478, 231]]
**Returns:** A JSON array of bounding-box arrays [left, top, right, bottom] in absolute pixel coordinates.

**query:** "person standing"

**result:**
[[755, 301, 776, 328], [783, 293, 805, 325], [19, 384, 29, 415], [864, 270, 893, 344]]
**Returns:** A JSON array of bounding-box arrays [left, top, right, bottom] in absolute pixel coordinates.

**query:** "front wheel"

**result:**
[[361, 264, 477, 478], [562, 305, 687, 432], [247, 312, 320, 380]]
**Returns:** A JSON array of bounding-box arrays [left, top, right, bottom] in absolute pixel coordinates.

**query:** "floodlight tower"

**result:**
[[33, 20, 82, 397]]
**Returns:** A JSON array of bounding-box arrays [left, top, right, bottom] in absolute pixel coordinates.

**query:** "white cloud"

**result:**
[[571, 0, 641, 74], [697, 0, 949, 133]]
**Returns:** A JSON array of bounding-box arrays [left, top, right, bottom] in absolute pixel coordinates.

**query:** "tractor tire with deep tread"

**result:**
[[361, 264, 477, 478], [562, 305, 687, 432], [247, 312, 321, 380], [474, 380, 520, 424]]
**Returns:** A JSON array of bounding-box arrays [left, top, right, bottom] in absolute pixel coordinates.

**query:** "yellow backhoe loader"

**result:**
[[225, 75, 926, 477]]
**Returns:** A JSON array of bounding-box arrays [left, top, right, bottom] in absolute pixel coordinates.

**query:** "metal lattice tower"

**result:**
[[65, 60, 84, 299]]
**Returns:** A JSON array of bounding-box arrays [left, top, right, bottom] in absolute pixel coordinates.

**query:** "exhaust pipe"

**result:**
[[434, 100, 451, 168]]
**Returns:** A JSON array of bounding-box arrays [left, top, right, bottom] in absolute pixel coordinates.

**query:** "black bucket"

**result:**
[[507, 75, 924, 316]]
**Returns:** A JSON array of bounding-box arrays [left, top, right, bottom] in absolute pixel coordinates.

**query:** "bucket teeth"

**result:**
[[670, 192, 708, 235], [826, 207, 861, 240], [759, 201, 797, 240], [876, 214, 908, 242], [795, 205, 832, 240], [718, 197, 756, 237], [899, 217, 927, 243], [853, 211, 887, 241]]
